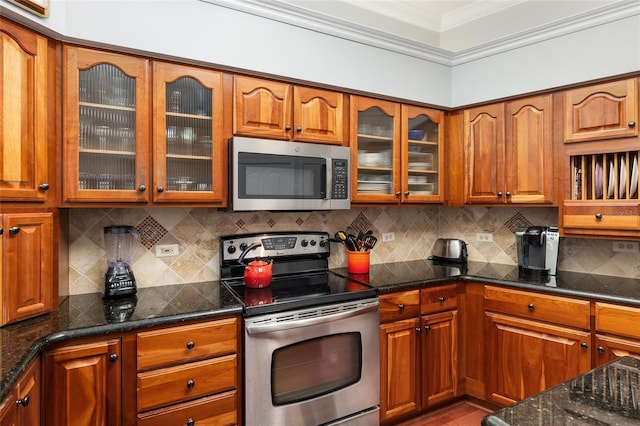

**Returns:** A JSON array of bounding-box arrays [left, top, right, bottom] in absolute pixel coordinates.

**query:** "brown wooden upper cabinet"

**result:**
[[464, 94, 554, 204], [151, 62, 226, 204], [351, 96, 443, 204], [63, 46, 151, 203], [564, 78, 638, 143], [0, 18, 51, 203], [233, 76, 346, 145]]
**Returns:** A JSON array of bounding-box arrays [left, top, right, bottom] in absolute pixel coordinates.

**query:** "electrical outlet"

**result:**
[[612, 241, 639, 253], [476, 233, 493, 242], [155, 244, 179, 257], [382, 232, 395, 242]]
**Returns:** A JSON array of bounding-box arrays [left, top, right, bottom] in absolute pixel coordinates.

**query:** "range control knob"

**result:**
[[301, 239, 309, 247], [319, 240, 327, 248], [239, 243, 248, 251], [227, 245, 236, 254], [310, 240, 317, 246]]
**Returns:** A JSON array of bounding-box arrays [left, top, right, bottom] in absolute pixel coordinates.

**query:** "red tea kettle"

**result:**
[[238, 242, 273, 288]]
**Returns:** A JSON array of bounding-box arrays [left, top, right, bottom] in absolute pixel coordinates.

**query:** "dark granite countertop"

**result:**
[[482, 356, 640, 425], [333, 260, 640, 307], [0, 281, 242, 403]]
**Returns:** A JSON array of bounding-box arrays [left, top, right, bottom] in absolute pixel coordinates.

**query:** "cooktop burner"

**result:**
[[220, 231, 377, 316]]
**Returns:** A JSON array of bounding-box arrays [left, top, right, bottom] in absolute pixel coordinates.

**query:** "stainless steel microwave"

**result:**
[[230, 137, 350, 211]]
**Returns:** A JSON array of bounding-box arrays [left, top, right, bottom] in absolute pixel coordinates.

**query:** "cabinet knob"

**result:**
[[497, 192, 503, 197], [395, 192, 401, 197], [438, 296, 445, 303], [157, 186, 164, 193], [186, 341, 195, 350], [595, 213, 603, 220], [15, 395, 29, 407], [581, 342, 589, 350], [527, 303, 535, 311], [187, 419, 195, 426], [415, 327, 421, 333], [404, 191, 410, 196], [39, 183, 50, 191], [8, 226, 19, 235], [597, 346, 605, 354], [296, 126, 302, 132], [109, 354, 118, 362], [138, 185, 146, 192], [397, 304, 405, 310], [629, 121, 636, 128], [0, 228, 3, 235], [424, 325, 431, 331], [186, 379, 195, 389], [505, 191, 511, 197], [285, 125, 292, 131]]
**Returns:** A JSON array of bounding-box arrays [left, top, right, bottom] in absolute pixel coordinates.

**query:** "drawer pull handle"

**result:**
[[15, 395, 29, 407], [398, 304, 405, 310], [187, 419, 195, 426], [438, 296, 445, 303], [595, 213, 603, 220], [109, 354, 118, 362], [598, 346, 605, 354], [187, 379, 195, 389], [527, 303, 535, 311], [581, 342, 589, 350], [424, 325, 431, 331], [186, 341, 195, 350]]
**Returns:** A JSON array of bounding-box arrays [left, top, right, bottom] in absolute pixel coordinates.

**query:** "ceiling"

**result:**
[[269, 0, 624, 52]]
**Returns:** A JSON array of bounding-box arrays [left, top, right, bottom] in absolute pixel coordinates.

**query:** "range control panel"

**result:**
[[220, 231, 331, 264]]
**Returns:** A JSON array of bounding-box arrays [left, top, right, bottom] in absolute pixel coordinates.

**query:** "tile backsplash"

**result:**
[[68, 206, 640, 294]]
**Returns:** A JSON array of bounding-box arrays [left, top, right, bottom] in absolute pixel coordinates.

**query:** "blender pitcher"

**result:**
[[103, 225, 139, 298]]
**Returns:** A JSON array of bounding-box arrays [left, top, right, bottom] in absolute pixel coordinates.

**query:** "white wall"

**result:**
[[2, 0, 639, 107]]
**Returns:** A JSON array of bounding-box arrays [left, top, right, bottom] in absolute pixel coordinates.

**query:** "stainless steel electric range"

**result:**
[[220, 231, 380, 426]]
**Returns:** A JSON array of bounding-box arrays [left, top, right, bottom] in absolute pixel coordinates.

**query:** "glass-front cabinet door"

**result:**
[[351, 97, 401, 203], [63, 47, 150, 202], [152, 63, 225, 203], [401, 105, 443, 203]]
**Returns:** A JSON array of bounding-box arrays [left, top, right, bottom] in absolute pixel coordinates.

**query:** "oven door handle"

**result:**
[[245, 301, 378, 335]]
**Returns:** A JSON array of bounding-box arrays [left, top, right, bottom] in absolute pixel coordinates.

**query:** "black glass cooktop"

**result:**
[[222, 271, 377, 316]]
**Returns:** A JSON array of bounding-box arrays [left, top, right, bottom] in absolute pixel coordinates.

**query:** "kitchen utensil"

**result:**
[[364, 235, 377, 250], [408, 129, 425, 140], [238, 242, 273, 288], [608, 160, 615, 198], [334, 231, 347, 242], [620, 157, 626, 198], [631, 155, 638, 198], [595, 162, 603, 199], [345, 236, 359, 251]]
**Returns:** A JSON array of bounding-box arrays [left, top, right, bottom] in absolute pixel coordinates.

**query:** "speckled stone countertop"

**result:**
[[332, 260, 640, 307], [0, 281, 242, 403], [482, 356, 640, 425]]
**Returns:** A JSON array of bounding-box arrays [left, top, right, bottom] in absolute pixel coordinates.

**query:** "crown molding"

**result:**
[[201, 0, 640, 66]]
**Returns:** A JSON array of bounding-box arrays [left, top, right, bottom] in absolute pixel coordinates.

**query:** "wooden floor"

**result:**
[[393, 401, 492, 426]]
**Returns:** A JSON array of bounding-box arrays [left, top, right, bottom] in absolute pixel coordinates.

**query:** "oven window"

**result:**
[[271, 332, 362, 405], [238, 152, 325, 199]]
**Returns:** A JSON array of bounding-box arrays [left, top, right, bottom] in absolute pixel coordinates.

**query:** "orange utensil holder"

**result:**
[[347, 250, 370, 274]]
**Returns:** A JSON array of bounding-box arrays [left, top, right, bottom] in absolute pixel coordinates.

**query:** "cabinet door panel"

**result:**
[[2, 213, 54, 325], [293, 87, 344, 144], [464, 103, 505, 203], [506, 94, 553, 203], [422, 310, 458, 407], [0, 19, 49, 202], [233, 76, 291, 139], [594, 334, 640, 367], [485, 312, 591, 406], [379, 318, 419, 422], [43, 339, 122, 426]]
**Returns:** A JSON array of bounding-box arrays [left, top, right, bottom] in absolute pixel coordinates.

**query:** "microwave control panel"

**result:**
[[332, 159, 348, 199]]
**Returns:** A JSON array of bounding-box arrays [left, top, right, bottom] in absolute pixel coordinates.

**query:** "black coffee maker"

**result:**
[[103, 225, 139, 298], [515, 226, 560, 280]]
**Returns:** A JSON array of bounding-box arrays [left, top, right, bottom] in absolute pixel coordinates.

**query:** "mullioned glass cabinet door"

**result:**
[[152, 62, 225, 203], [63, 47, 150, 203]]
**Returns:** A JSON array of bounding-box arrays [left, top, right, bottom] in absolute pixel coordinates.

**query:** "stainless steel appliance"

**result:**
[[220, 231, 379, 425], [429, 238, 468, 263], [103, 225, 139, 298], [230, 137, 350, 211], [515, 226, 560, 278]]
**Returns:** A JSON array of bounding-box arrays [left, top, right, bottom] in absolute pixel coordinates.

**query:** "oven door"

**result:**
[[244, 299, 380, 426]]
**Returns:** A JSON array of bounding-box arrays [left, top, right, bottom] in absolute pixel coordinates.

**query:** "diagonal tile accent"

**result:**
[[136, 216, 168, 250]]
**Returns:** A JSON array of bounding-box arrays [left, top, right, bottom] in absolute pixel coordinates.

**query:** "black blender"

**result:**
[[103, 225, 139, 298]]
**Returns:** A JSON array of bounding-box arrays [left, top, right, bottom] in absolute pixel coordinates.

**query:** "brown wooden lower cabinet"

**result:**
[[0, 358, 40, 426], [42, 338, 122, 426], [594, 301, 640, 367], [137, 390, 237, 426]]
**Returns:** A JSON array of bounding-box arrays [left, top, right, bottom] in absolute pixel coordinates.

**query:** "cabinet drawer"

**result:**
[[564, 203, 640, 231], [137, 355, 237, 411], [421, 284, 458, 314], [137, 318, 237, 370], [379, 290, 420, 323], [484, 286, 590, 329], [595, 302, 640, 339], [137, 390, 237, 426]]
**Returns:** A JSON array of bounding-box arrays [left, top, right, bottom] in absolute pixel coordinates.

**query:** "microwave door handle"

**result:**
[[321, 162, 327, 199], [245, 302, 379, 335]]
